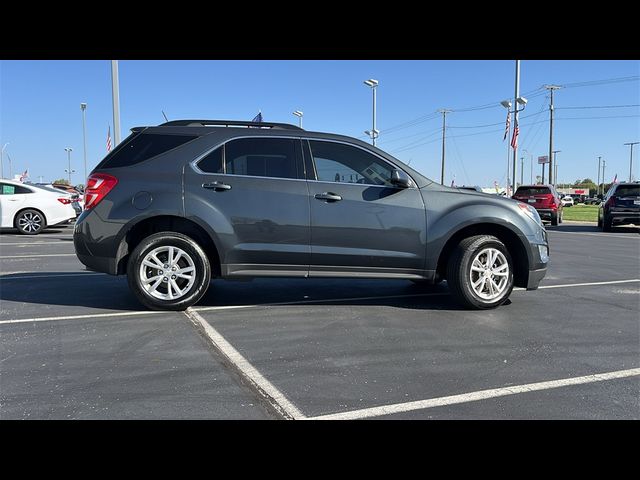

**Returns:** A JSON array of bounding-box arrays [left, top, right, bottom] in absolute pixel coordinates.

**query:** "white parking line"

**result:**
[[0, 241, 75, 246], [184, 308, 306, 420], [539, 279, 639, 289], [307, 367, 640, 420], [549, 230, 639, 239], [0, 272, 106, 280], [0, 253, 77, 259], [0, 310, 168, 325]]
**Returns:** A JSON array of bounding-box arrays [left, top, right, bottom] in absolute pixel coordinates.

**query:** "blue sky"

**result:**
[[1, 60, 638, 187]]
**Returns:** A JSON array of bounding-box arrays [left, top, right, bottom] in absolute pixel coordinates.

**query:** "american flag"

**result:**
[[503, 111, 511, 141], [251, 111, 263, 123], [19, 169, 28, 182], [612, 173, 618, 184], [107, 126, 112, 152], [510, 119, 519, 149]]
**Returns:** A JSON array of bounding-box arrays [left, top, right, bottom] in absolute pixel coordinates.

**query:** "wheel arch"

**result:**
[[13, 207, 48, 229], [436, 222, 531, 288], [115, 215, 221, 277]]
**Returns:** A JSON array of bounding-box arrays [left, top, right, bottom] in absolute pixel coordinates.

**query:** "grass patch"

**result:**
[[562, 204, 599, 222]]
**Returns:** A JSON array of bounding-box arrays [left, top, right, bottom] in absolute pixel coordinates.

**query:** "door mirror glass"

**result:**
[[390, 169, 411, 188]]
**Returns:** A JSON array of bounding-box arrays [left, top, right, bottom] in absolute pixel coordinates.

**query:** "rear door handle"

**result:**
[[314, 192, 342, 202], [202, 182, 232, 191]]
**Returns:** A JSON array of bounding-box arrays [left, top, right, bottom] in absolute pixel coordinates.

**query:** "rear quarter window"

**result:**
[[96, 133, 197, 169]]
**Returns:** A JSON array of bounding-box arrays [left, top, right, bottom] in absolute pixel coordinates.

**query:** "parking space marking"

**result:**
[[0, 253, 77, 259], [0, 310, 168, 325], [0, 272, 105, 280], [0, 241, 75, 246], [184, 307, 306, 420], [538, 279, 639, 289], [548, 230, 639, 239], [307, 367, 640, 420]]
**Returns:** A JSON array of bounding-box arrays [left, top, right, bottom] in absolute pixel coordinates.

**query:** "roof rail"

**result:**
[[160, 119, 303, 130]]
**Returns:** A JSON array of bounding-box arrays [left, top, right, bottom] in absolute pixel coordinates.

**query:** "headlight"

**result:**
[[516, 202, 542, 224], [538, 244, 549, 263]]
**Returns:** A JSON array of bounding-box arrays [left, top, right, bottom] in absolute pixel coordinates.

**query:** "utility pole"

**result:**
[[597, 156, 601, 196], [438, 109, 452, 185], [544, 85, 562, 186], [552, 150, 561, 188], [0, 143, 8, 179], [7, 154, 12, 178], [624, 142, 639, 182], [111, 60, 122, 145], [602, 159, 607, 195], [520, 156, 524, 186]]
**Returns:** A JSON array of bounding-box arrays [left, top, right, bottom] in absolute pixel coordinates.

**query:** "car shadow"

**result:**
[[0, 272, 473, 312], [0, 228, 71, 236]]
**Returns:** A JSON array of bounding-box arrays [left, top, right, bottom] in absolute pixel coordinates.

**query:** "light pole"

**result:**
[[81, 102, 88, 183], [111, 60, 122, 146], [501, 100, 512, 192], [64, 147, 75, 184], [597, 156, 602, 197], [552, 150, 561, 188], [1, 142, 8, 179], [292, 110, 303, 128], [7, 154, 12, 178], [500, 92, 527, 194], [624, 142, 639, 182], [523, 149, 533, 184], [602, 159, 607, 195], [520, 156, 524, 186], [364, 79, 379, 146], [544, 84, 562, 185]]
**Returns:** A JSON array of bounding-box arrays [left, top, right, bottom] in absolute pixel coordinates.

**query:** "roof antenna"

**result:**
[[162, 110, 169, 122]]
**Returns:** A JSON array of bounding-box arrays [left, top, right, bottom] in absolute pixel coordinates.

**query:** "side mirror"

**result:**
[[390, 169, 411, 189]]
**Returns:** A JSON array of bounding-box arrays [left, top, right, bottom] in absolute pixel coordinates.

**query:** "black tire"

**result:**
[[602, 214, 613, 232], [550, 211, 559, 226], [14, 209, 46, 235], [446, 235, 514, 310], [127, 232, 211, 311], [597, 215, 602, 228]]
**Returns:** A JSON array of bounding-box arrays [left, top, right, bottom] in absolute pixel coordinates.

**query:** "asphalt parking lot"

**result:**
[[1, 222, 638, 419]]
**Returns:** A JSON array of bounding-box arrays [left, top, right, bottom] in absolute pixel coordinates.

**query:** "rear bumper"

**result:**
[[608, 211, 640, 224], [535, 208, 557, 220]]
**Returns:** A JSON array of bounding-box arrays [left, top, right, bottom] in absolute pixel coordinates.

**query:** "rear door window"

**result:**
[[224, 138, 300, 179]]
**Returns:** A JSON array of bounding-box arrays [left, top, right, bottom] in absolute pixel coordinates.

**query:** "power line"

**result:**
[[556, 104, 640, 110]]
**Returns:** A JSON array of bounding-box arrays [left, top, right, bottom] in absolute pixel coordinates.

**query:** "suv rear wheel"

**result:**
[[446, 235, 514, 309], [551, 211, 560, 226], [127, 232, 211, 311]]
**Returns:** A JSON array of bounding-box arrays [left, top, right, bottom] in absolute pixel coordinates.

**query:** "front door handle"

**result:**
[[314, 192, 342, 202], [202, 182, 232, 191]]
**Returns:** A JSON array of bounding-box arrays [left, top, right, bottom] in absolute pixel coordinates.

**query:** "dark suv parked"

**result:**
[[73, 120, 549, 311], [598, 182, 640, 231]]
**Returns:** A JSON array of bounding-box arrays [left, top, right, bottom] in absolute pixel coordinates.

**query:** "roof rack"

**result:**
[[160, 119, 303, 130]]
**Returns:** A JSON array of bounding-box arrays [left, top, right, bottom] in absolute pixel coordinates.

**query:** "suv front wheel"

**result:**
[[127, 232, 211, 311], [446, 235, 514, 309]]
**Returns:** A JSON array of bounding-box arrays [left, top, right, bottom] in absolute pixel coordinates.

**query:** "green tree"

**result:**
[[52, 179, 70, 185]]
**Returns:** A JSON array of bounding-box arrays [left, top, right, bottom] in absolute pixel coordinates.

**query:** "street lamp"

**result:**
[[81, 103, 88, 184], [364, 79, 379, 146], [292, 110, 303, 128], [64, 147, 75, 184], [1, 142, 8, 179], [500, 95, 527, 193]]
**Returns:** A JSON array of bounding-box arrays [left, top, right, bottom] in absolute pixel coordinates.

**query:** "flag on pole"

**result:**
[[612, 173, 618, 184], [510, 118, 519, 149], [19, 169, 28, 182], [107, 126, 112, 152], [503, 111, 511, 141], [251, 111, 263, 123]]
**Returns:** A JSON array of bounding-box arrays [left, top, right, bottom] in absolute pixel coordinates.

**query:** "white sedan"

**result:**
[[561, 196, 574, 207], [0, 179, 77, 234]]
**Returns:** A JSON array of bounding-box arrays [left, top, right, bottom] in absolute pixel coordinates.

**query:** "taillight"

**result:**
[[57, 197, 71, 205], [84, 173, 118, 210]]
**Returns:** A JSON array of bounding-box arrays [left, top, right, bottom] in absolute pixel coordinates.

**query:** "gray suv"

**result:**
[[73, 119, 548, 311]]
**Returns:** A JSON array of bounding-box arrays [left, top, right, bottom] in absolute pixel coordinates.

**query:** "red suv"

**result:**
[[513, 185, 563, 225]]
